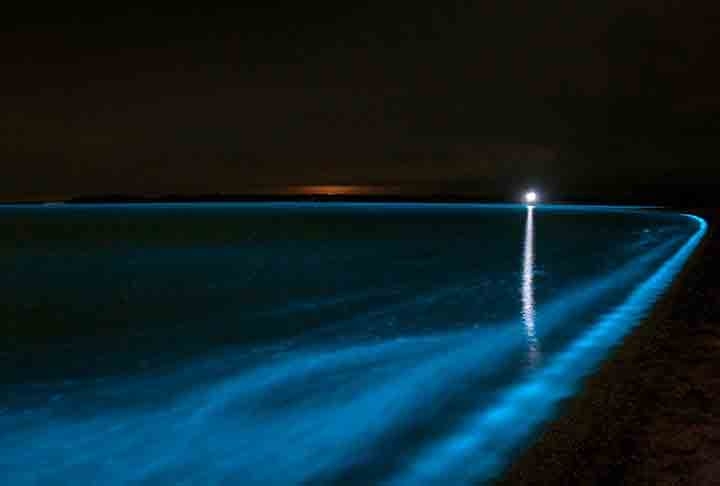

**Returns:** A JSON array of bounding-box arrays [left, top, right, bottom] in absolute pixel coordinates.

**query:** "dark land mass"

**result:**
[[498, 208, 720, 485], [4, 185, 717, 210]]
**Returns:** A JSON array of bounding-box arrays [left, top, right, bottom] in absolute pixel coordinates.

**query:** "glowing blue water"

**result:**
[[0, 204, 705, 484]]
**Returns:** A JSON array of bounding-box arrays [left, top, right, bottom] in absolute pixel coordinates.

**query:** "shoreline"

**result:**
[[1, 192, 710, 208], [498, 209, 719, 485]]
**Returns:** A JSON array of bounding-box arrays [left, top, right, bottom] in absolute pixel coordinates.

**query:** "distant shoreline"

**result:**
[[38, 194, 505, 204], [0, 194, 710, 210]]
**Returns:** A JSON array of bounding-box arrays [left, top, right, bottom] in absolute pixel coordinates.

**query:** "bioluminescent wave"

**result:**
[[0, 204, 706, 485], [390, 213, 706, 485]]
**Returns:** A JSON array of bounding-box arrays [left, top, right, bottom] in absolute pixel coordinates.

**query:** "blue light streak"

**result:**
[[390, 213, 706, 484]]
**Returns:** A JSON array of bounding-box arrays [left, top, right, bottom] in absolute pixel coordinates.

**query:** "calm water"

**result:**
[[0, 203, 706, 484]]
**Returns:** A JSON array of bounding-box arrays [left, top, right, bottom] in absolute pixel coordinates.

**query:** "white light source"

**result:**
[[525, 191, 538, 204]]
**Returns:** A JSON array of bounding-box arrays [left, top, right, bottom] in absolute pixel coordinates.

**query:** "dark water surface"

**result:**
[[0, 203, 706, 484]]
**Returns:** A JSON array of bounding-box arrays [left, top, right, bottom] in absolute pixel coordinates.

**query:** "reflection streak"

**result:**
[[522, 205, 540, 366]]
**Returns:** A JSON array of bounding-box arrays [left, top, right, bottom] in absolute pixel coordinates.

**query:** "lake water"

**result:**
[[0, 203, 706, 484]]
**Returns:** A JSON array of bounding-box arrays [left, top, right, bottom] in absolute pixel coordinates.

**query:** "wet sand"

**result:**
[[499, 209, 720, 485]]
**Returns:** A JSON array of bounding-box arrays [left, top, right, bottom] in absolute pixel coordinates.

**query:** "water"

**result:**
[[0, 203, 706, 484]]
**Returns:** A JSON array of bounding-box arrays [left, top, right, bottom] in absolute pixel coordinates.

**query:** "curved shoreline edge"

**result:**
[[497, 210, 717, 485]]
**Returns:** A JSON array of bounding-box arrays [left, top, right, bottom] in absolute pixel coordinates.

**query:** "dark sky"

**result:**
[[2, 4, 719, 202]]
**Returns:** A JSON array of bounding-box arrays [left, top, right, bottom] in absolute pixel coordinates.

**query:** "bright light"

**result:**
[[525, 191, 538, 204]]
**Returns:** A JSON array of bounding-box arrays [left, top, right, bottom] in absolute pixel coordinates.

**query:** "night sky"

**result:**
[[2, 4, 719, 203]]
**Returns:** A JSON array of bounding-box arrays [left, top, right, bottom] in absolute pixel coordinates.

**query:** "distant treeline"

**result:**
[[64, 193, 500, 204], [1, 185, 714, 209], [60, 191, 714, 209]]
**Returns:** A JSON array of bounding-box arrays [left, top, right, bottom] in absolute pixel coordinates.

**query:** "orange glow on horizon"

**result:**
[[286, 185, 401, 196]]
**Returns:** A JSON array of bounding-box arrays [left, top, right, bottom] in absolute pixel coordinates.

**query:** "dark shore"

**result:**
[[499, 208, 720, 486]]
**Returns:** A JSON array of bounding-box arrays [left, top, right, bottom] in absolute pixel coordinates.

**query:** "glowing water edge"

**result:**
[[0, 203, 706, 485]]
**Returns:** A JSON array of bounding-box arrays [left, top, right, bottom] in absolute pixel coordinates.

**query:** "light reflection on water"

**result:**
[[522, 205, 541, 367]]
